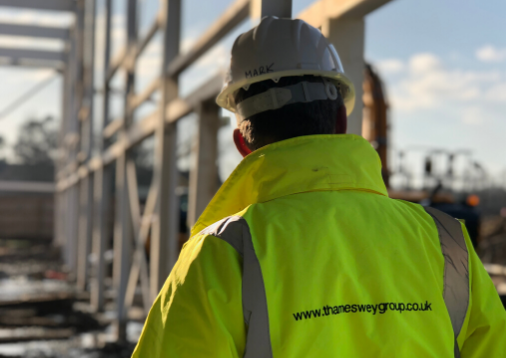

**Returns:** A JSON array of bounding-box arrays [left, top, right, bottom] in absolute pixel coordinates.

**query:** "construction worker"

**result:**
[[132, 17, 506, 357]]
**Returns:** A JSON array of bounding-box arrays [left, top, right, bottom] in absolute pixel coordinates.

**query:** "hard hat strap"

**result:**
[[235, 80, 339, 124]]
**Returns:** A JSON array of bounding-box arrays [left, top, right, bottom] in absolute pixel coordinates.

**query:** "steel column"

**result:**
[[324, 18, 365, 135], [77, 175, 94, 290], [250, 0, 292, 19], [91, 164, 112, 311], [91, 0, 113, 313], [261, 0, 292, 17], [113, 0, 137, 341], [188, 100, 221, 227], [76, 0, 97, 292], [150, 0, 181, 302]]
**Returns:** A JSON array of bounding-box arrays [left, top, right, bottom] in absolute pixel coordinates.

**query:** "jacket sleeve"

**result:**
[[459, 223, 506, 357], [132, 233, 246, 358]]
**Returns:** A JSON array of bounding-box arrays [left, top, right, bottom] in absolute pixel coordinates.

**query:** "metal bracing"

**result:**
[[43, 0, 393, 342], [124, 160, 153, 314]]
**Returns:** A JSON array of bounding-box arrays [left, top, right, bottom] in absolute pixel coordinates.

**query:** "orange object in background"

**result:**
[[467, 194, 480, 207]]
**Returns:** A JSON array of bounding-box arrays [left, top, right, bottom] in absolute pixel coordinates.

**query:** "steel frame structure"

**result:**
[[0, 0, 392, 341]]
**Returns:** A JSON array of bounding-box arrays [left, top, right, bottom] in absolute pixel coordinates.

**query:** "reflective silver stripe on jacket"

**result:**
[[425, 207, 470, 358], [201, 216, 273, 358]]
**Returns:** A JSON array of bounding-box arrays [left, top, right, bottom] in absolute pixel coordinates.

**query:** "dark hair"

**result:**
[[234, 75, 343, 151]]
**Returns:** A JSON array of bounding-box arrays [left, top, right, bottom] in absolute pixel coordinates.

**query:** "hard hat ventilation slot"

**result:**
[[324, 79, 338, 100]]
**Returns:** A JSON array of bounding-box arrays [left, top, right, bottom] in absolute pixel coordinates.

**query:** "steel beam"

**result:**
[[187, 99, 220, 227], [0, 23, 69, 40], [0, 60, 63, 69], [0, 181, 54, 193], [0, 48, 65, 62], [297, 0, 393, 28], [0, 0, 76, 11]]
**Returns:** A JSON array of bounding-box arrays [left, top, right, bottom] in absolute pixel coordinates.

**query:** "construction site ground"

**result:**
[[0, 239, 139, 358]]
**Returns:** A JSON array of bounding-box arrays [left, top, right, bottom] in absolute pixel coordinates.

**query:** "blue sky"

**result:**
[[0, 0, 504, 187]]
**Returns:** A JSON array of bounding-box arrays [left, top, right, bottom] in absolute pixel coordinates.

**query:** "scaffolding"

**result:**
[[0, 0, 392, 340]]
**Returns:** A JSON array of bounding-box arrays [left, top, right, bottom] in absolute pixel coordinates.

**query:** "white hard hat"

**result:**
[[216, 16, 355, 122]]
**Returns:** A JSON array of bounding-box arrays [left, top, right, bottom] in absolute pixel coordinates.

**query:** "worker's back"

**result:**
[[132, 135, 506, 358], [240, 189, 453, 356]]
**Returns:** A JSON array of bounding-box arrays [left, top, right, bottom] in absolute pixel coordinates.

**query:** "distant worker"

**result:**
[[132, 17, 506, 357]]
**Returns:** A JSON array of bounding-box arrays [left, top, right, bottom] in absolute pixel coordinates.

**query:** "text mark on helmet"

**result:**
[[245, 63, 275, 79]]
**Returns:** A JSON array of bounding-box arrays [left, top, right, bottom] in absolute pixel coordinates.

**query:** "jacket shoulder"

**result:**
[[195, 214, 252, 257]]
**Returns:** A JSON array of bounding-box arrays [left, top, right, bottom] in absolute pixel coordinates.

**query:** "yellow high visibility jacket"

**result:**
[[132, 134, 506, 358]]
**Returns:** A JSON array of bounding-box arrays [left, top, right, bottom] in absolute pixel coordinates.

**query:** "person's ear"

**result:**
[[335, 104, 347, 134], [233, 128, 252, 157]]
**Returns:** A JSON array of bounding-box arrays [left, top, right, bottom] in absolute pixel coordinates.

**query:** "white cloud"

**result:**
[[409, 53, 441, 73], [476, 45, 506, 63], [385, 53, 504, 112], [461, 106, 485, 125], [376, 59, 405, 74], [485, 82, 506, 102]]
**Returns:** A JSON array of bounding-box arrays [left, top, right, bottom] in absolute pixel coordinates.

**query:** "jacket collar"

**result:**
[[191, 134, 388, 236]]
